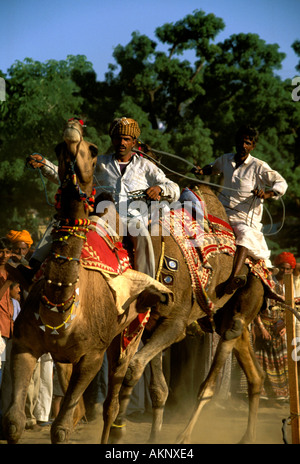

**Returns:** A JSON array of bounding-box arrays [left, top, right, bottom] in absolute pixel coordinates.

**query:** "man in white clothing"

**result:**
[[10, 117, 180, 280], [194, 125, 287, 339]]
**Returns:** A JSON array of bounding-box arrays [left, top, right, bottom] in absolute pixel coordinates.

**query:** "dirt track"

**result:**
[[0, 398, 292, 445]]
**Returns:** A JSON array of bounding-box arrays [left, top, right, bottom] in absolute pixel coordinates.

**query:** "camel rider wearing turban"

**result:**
[[7, 117, 180, 286], [194, 125, 288, 340], [94, 117, 180, 276]]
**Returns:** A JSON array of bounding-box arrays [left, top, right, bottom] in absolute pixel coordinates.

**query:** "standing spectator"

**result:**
[[0, 238, 14, 433], [0, 238, 13, 387], [25, 353, 53, 429], [5, 230, 53, 428], [253, 252, 297, 402], [0, 282, 21, 417], [6, 229, 33, 265], [6, 229, 34, 299]]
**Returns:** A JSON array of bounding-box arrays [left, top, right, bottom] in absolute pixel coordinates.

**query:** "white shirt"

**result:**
[[211, 153, 288, 229], [41, 153, 180, 217], [94, 153, 179, 215]]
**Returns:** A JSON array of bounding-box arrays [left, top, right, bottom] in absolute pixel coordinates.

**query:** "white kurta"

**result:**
[[211, 153, 287, 263], [94, 153, 180, 216], [41, 153, 180, 217]]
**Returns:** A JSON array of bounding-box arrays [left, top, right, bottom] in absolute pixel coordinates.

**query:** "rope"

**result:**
[[133, 147, 286, 236], [155, 237, 165, 281], [27, 147, 286, 236], [26, 153, 56, 207], [133, 148, 242, 193], [278, 301, 300, 322]]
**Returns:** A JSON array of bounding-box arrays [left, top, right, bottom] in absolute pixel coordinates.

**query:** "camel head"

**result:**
[[63, 118, 84, 144], [54, 119, 98, 219]]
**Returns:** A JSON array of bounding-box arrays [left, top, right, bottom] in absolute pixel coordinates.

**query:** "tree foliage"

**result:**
[[1, 9, 300, 256]]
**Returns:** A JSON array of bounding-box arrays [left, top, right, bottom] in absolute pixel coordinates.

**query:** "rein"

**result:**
[[54, 156, 96, 213], [132, 147, 286, 237], [38, 144, 95, 335]]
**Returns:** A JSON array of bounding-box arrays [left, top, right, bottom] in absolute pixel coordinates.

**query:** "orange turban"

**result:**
[[6, 230, 33, 248], [274, 252, 296, 269]]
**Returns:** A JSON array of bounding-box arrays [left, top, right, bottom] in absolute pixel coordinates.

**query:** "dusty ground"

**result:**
[[0, 397, 292, 445]]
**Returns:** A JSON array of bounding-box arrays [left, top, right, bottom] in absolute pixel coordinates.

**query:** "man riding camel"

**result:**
[[194, 125, 288, 339], [7, 117, 180, 284]]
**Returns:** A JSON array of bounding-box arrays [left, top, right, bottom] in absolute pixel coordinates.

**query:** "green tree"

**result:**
[[1, 10, 300, 255], [0, 55, 94, 239]]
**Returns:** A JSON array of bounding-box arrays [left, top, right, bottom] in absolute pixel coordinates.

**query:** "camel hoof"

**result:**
[[51, 426, 69, 444], [108, 424, 126, 444], [5, 424, 19, 444], [3, 414, 25, 444]]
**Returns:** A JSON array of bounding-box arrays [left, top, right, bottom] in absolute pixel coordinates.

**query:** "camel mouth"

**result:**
[[63, 126, 82, 143]]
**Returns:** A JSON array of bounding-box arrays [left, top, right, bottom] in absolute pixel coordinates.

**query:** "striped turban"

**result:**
[[109, 117, 141, 139]]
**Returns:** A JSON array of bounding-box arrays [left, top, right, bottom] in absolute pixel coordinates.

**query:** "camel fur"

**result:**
[[3, 119, 170, 444], [105, 183, 265, 445]]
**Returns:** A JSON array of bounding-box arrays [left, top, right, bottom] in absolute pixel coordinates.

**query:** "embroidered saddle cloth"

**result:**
[[159, 188, 277, 317]]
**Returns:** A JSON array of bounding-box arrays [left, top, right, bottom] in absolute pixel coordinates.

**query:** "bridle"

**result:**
[[54, 146, 96, 214]]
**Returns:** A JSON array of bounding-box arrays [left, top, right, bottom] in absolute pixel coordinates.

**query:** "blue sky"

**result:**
[[1, 0, 300, 80]]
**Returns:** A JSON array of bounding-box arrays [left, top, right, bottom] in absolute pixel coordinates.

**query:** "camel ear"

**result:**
[[55, 142, 65, 158], [89, 143, 98, 157]]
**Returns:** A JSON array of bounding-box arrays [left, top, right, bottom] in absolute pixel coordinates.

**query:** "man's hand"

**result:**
[[27, 154, 44, 169], [145, 186, 162, 200], [191, 166, 204, 175], [252, 188, 275, 200]]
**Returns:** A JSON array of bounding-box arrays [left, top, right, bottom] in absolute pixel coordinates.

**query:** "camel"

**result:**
[[3, 119, 171, 444], [105, 183, 268, 445]]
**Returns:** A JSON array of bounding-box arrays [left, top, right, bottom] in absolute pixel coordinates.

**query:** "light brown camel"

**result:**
[[3, 119, 170, 444], [105, 183, 267, 445]]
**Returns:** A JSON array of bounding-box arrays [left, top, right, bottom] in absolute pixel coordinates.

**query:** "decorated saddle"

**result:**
[[80, 219, 131, 276], [35, 216, 170, 354], [81, 217, 173, 354], [159, 187, 277, 317]]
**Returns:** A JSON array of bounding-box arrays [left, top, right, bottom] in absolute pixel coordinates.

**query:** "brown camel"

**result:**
[[105, 183, 266, 444], [3, 119, 170, 444]]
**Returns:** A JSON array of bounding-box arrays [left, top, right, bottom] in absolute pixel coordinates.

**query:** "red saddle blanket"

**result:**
[[80, 228, 131, 275], [82, 223, 152, 353], [35, 221, 149, 353]]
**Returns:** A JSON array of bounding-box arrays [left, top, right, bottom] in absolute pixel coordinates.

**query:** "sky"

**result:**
[[1, 0, 300, 81]]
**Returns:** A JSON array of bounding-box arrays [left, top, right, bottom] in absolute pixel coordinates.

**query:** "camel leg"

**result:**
[[3, 343, 39, 444], [101, 332, 143, 444], [55, 362, 86, 426], [148, 351, 169, 444], [110, 319, 187, 443], [233, 330, 265, 444], [176, 337, 236, 444], [51, 354, 103, 444]]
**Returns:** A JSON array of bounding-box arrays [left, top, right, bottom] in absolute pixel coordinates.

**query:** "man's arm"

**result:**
[[147, 164, 180, 201], [256, 162, 288, 200], [192, 164, 213, 176], [251, 188, 277, 199], [28, 154, 60, 184]]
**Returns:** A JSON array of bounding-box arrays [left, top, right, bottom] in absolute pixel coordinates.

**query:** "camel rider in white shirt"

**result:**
[[194, 125, 288, 339], [9, 117, 180, 284]]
